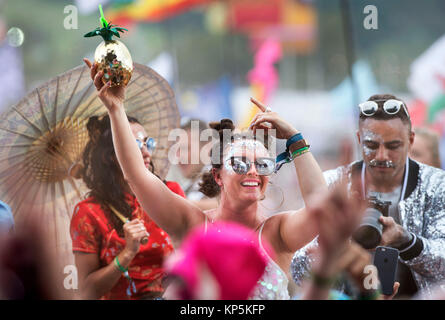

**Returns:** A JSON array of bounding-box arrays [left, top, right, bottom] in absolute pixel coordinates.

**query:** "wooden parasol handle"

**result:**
[[109, 204, 148, 245]]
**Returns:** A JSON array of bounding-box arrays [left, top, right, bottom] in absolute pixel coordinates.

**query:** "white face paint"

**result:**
[[361, 129, 383, 157], [361, 128, 395, 168], [363, 145, 374, 157]]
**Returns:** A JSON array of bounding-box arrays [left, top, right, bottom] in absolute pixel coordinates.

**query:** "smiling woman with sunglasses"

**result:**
[[83, 57, 327, 299]]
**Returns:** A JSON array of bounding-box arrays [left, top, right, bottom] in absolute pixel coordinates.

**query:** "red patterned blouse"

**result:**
[[70, 181, 185, 300]]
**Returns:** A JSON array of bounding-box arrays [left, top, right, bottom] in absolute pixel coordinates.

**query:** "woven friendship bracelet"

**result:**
[[286, 133, 303, 148], [291, 146, 310, 158], [114, 256, 128, 273], [275, 134, 310, 172], [288, 139, 310, 154]]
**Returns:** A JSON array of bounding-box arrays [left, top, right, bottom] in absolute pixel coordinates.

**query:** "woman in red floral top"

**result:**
[[70, 115, 185, 300]]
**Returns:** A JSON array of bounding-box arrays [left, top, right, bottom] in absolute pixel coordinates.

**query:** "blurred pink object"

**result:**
[[247, 39, 282, 102], [165, 221, 271, 300]]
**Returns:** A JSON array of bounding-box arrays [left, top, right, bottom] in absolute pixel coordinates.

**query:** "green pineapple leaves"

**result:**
[[84, 5, 128, 41], [84, 23, 128, 41]]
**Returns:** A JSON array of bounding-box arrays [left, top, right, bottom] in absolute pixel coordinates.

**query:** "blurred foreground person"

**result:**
[[84, 57, 328, 299], [70, 115, 185, 300], [163, 222, 268, 300], [299, 185, 399, 300], [292, 94, 445, 298], [163, 186, 398, 300], [0, 222, 66, 299], [410, 127, 442, 168]]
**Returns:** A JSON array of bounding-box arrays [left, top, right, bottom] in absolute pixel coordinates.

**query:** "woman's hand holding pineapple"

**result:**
[[83, 58, 126, 112]]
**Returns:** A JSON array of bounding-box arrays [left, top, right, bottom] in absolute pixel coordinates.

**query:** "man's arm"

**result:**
[[400, 189, 445, 281], [291, 237, 319, 287]]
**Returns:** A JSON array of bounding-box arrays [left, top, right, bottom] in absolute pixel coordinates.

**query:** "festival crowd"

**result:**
[[0, 57, 444, 301]]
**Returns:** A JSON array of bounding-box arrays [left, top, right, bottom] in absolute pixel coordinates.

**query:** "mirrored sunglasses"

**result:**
[[136, 137, 156, 153], [358, 99, 410, 119], [227, 156, 276, 176]]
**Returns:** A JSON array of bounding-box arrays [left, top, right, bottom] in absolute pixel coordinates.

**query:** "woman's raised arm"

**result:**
[[249, 99, 327, 252], [249, 98, 327, 205], [84, 58, 204, 239]]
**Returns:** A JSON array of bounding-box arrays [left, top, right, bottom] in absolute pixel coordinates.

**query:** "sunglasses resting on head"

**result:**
[[359, 99, 410, 119]]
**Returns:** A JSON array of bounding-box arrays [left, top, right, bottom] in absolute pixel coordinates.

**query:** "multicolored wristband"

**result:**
[[286, 133, 303, 149], [291, 146, 310, 158], [275, 134, 310, 172], [114, 256, 137, 296], [114, 256, 128, 273]]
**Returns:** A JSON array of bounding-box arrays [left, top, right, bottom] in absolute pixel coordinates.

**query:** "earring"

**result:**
[[260, 180, 284, 212]]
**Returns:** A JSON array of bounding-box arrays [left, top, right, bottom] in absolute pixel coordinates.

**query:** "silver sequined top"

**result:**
[[290, 159, 445, 297], [249, 222, 290, 300]]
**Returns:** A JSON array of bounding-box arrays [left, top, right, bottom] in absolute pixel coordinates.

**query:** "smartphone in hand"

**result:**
[[373, 246, 399, 295]]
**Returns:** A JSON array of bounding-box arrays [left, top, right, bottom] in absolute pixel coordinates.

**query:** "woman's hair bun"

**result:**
[[209, 119, 234, 133], [198, 170, 221, 198]]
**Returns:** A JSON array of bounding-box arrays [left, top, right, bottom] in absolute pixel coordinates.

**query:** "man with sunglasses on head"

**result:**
[[291, 94, 445, 298]]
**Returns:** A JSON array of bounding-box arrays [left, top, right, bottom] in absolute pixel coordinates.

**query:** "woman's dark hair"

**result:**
[[198, 119, 268, 198], [81, 115, 162, 236]]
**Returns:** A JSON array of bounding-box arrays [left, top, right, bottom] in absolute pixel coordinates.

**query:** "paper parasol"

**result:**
[[0, 63, 179, 269]]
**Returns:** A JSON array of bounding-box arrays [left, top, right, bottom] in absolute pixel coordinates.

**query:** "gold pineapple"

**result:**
[[84, 5, 133, 87]]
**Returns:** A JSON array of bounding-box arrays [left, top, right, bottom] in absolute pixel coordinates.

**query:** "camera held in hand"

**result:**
[[353, 197, 391, 249]]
